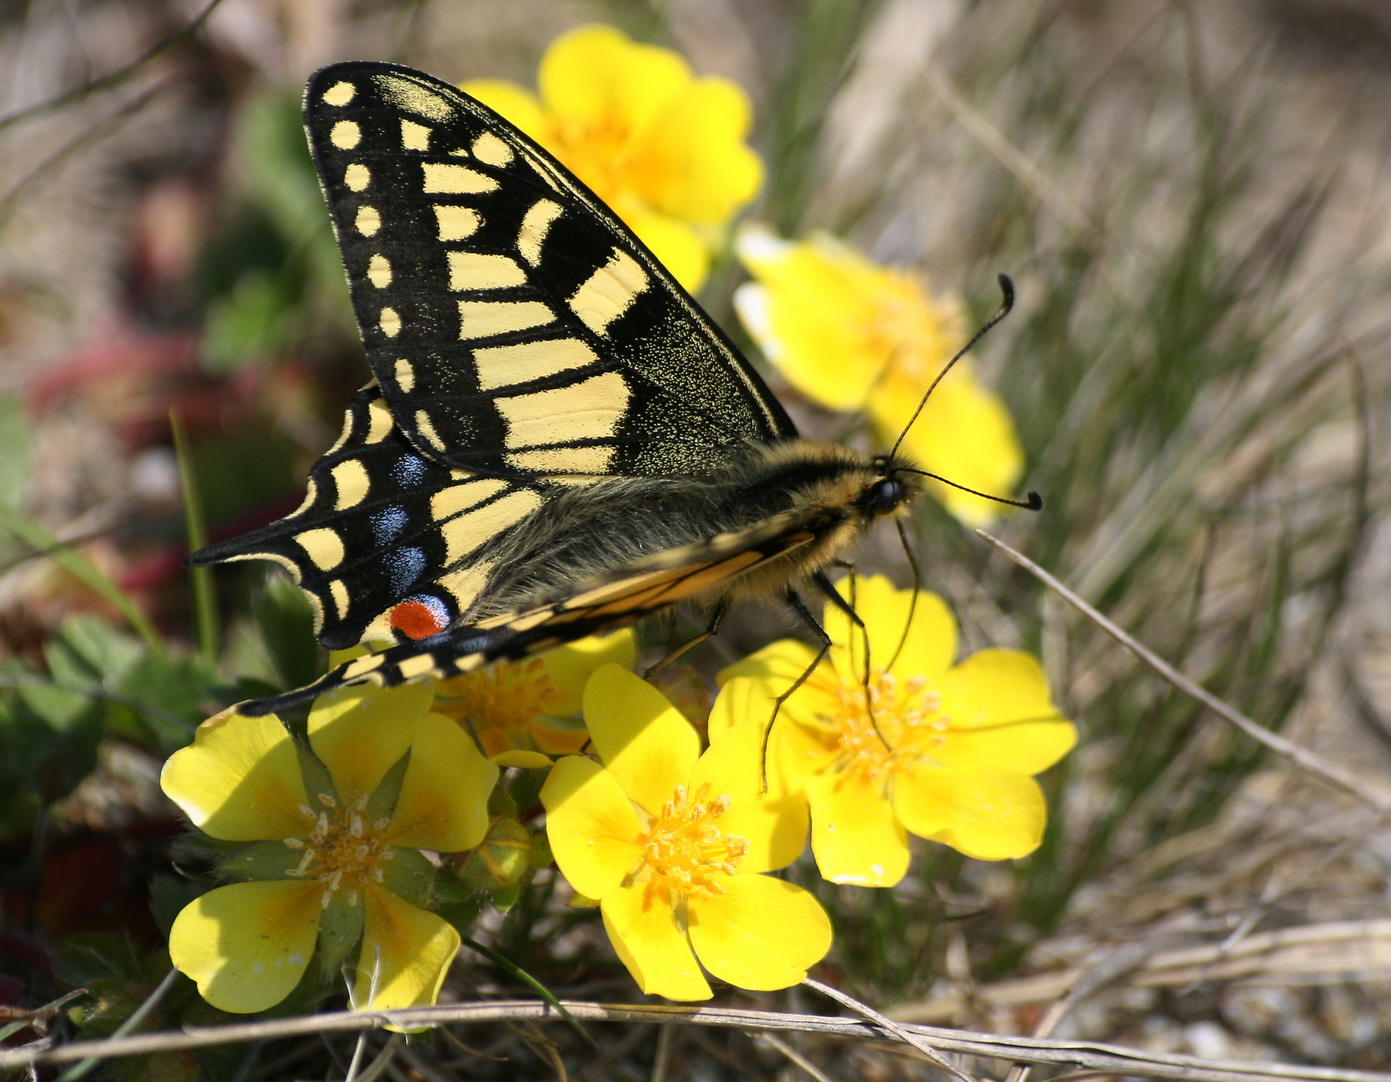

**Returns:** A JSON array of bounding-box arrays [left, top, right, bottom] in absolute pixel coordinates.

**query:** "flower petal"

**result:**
[[537, 629, 636, 716], [541, 755, 642, 899], [601, 882, 711, 1000], [698, 684, 808, 873], [350, 886, 461, 1014], [688, 874, 830, 990], [169, 880, 321, 1012], [387, 712, 499, 852], [161, 707, 311, 841], [735, 229, 885, 410], [308, 682, 433, 802], [611, 202, 710, 293], [631, 78, 761, 221], [824, 576, 956, 683], [538, 25, 689, 145], [806, 770, 909, 886], [894, 764, 1046, 860], [583, 665, 698, 816]]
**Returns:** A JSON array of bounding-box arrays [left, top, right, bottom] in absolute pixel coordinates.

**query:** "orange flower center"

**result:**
[[434, 658, 560, 753], [285, 793, 393, 907], [551, 117, 639, 213], [829, 668, 949, 781], [633, 783, 748, 902]]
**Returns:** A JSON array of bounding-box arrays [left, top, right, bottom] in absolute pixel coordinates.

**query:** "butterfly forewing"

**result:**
[[303, 63, 794, 481]]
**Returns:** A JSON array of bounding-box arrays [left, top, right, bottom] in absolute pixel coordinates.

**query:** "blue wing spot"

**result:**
[[387, 546, 427, 594], [392, 454, 428, 487], [371, 505, 410, 545]]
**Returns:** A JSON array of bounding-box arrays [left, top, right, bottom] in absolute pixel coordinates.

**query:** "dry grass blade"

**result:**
[[3, 1000, 1390, 1082], [976, 529, 1390, 812]]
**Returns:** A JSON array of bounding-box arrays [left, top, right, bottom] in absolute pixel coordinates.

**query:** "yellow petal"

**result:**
[[161, 707, 311, 841], [350, 886, 461, 1015], [688, 875, 830, 990], [458, 79, 547, 140], [541, 755, 642, 899], [630, 78, 761, 221], [538, 25, 689, 145], [938, 650, 1059, 724], [169, 880, 321, 1013], [894, 764, 1046, 860], [823, 576, 956, 683], [492, 748, 558, 769], [308, 682, 433, 803], [734, 230, 888, 410], [601, 882, 711, 1000], [583, 665, 697, 816], [875, 362, 1024, 527], [805, 770, 909, 887], [387, 712, 499, 852], [538, 629, 636, 715], [691, 698, 808, 873], [927, 721, 1078, 777]]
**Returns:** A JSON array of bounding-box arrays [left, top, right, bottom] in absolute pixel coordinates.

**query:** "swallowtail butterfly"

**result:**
[[191, 61, 1005, 715]]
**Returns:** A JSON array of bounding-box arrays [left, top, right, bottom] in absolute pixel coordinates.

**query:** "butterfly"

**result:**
[[189, 61, 1021, 716]]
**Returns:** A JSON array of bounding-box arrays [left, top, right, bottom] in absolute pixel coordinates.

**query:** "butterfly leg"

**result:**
[[642, 601, 728, 676]]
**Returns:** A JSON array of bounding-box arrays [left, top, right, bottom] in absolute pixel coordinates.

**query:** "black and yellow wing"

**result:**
[[190, 62, 808, 683]]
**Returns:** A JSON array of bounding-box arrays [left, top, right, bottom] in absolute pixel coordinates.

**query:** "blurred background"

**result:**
[[1, 0, 1390, 1075]]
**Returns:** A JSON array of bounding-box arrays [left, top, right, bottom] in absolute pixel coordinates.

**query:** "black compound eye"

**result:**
[[867, 478, 904, 516]]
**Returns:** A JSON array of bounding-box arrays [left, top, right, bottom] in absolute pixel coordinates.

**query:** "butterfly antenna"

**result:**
[[888, 273, 1016, 463], [897, 467, 1043, 512]]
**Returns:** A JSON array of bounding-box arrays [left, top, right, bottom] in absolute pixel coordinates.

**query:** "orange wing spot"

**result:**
[[390, 599, 449, 639]]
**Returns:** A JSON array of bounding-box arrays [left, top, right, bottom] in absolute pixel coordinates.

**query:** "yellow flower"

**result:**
[[541, 665, 827, 1000], [463, 24, 762, 292], [734, 228, 1024, 526], [432, 630, 635, 767], [161, 683, 499, 1014], [719, 576, 1075, 887]]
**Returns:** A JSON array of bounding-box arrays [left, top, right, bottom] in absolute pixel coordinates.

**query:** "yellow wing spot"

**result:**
[[365, 397, 394, 443], [367, 254, 392, 288], [344, 163, 370, 191], [296, 527, 346, 570], [431, 478, 508, 519], [330, 459, 371, 508], [497, 370, 629, 472], [379, 307, 401, 337], [343, 652, 389, 679], [330, 120, 361, 149], [472, 131, 514, 166], [415, 410, 446, 452], [448, 251, 527, 292], [329, 580, 351, 619], [322, 80, 355, 106], [458, 300, 554, 341], [376, 78, 454, 123], [401, 119, 431, 151], [517, 199, 563, 266], [356, 206, 381, 236], [568, 249, 650, 336], [439, 489, 544, 565], [422, 162, 498, 194], [433, 204, 480, 241], [394, 358, 415, 393], [395, 653, 441, 681], [474, 337, 598, 391]]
